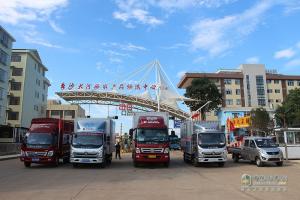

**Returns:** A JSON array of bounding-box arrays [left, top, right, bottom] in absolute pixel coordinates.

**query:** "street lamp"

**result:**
[[190, 101, 212, 120]]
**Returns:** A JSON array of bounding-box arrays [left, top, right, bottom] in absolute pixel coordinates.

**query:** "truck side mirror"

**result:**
[[129, 129, 133, 140]]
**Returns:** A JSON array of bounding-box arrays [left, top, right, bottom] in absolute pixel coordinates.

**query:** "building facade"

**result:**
[[178, 64, 300, 121], [7, 49, 50, 128], [46, 100, 85, 120], [0, 26, 15, 125]]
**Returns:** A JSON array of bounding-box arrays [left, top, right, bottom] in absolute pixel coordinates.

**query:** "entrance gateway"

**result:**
[[56, 60, 194, 120]]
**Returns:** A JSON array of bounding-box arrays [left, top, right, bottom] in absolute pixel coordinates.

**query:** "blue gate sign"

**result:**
[[174, 120, 182, 128]]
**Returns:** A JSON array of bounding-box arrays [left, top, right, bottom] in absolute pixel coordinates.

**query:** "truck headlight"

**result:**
[[164, 148, 169, 154], [47, 151, 54, 157], [97, 148, 103, 158], [136, 148, 141, 154]]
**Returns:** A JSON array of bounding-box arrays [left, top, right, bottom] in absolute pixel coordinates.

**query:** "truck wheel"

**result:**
[[100, 159, 107, 168], [63, 157, 69, 164], [255, 157, 263, 167], [193, 157, 199, 167], [183, 153, 187, 163], [276, 161, 283, 167], [24, 162, 31, 168], [233, 154, 239, 163], [218, 162, 225, 167], [72, 163, 79, 168], [164, 162, 170, 168]]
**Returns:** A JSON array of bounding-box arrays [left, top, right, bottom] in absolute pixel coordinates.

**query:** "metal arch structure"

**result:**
[[56, 91, 190, 120]]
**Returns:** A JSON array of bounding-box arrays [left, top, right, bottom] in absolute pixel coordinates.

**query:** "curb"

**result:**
[[0, 154, 20, 161]]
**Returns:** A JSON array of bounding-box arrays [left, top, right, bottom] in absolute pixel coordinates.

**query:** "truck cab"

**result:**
[[231, 137, 284, 167], [181, 121, 227, 167], [130, 113, 170, 167], [70, 118, 115, 168], [20, 118, 73, 167]]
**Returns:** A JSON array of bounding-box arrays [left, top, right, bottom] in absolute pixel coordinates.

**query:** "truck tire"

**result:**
[[72, 163, 79, 168], [164, 162, 170, 168], [276, 161, 283, 167], [24, 162, 31, 168], [233, 153, 239, 163], [218, 162, 225, 167], [255, 157, 263, 167], [193, 157, 199, 167], [183, 153, 187, 163], [100, 159, 107, 168]]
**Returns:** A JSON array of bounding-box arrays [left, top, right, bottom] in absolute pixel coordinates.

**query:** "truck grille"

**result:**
[[26, 151, 47, 157], [268, 158, 280, 161], [203, 152, 222, 155], [74, 152, 98, 158], [141, 148, 164, 153], [267, 152, 279, 155]]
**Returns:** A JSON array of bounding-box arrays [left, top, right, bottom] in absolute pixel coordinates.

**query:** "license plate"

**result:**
[[148, 155, 156, 159], [32, 158, 39, 162], [82, 159, 90, 163]]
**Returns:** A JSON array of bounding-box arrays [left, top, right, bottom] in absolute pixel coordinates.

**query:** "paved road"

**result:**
[[0, 151, 299, 200]]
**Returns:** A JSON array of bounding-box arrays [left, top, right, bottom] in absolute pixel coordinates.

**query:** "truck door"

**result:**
[[242, 139, 250, 160], [249, 140, 256, 161]]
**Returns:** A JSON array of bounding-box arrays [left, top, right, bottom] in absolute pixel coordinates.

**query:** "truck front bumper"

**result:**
[[70, 157, 103, 164], [134, 153, 169, 163], [197, 156, 227, 163], [20, 156, 56, 164], [260, 155, 283, 163]]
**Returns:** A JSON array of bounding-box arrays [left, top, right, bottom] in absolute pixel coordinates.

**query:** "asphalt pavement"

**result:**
[[0, 151, 299, 200]]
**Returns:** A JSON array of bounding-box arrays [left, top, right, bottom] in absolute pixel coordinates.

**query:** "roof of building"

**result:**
[[12, 49, 48, 71], [0, 25, 16, 42]]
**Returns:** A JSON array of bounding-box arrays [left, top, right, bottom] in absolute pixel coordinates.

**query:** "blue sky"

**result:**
[[1, 0, 300, 133]]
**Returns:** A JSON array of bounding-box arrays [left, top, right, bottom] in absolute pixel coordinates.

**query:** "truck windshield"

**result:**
[[25, 133, 54, 147], [255, 139, 277, 148], [136, 129, 168, 144], [198, 133, 226, 147], [72, 132, 103, 148]]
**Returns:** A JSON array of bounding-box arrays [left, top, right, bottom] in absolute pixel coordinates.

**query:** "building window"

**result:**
[[0, 30, 9, 48], [42, 94, 45, 102], [36, 79, 40, 86], [225, 99, 233, 105], [267, 89, 273, 93], [287, 80, 294, 86], [64, 110, 75, 118], [275, 89, 281, 93], [266, 80, 272, 84], [246, 75, 251, 107], [0, 87, 4, 100], [8, 112, 19, 120], [9, 96, 20, 105], [235, 79, 240, 85], [236, 89, 241, 95], [10, 82, 21, 90], [256, 75, 266, 106], [51, 110, 60, 116], [224, 79, 232, 85], [225, 89, 232, 95], [35, 91, 39, 99], [34, 105, 39, 111], [298, 81, 300, 86], [268, 99, 274, 103], [11, 54, 21, 62], [0, 49, 8, 65], [0, 68, 7, 82], [236, 99, 241, 105], [274, 80, 280, 84], [12, 68, 23, 76], [258, 99, 266, 106], [276, 99, 282, 103]]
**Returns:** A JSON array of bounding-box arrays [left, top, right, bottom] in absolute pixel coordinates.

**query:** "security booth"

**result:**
[[274, 128, 300, 159]]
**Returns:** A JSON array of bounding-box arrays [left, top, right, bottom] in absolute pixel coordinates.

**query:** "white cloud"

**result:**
[[274, 48, 295, 59], [49, 20, 65, 34], [245, 56, 260, 64], [0, 0, 68, 24], [23, 31, 62, 48], [190, 0, 274, 56], [96, 62, 110, 73], [285, 58, 300, 67], [177, 71, 186, 79], [162, 43, 188, 50], [101, 42, 147, 51]]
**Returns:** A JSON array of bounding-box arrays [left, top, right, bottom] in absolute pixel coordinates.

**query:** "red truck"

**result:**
[[20, 118, 73, 167], [130, 112, 170, 167]]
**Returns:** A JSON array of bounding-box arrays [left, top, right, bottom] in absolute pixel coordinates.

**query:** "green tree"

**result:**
[[250, 107, 271, 134], [275, 88, 300, 127], [184, 78, 222, 120]]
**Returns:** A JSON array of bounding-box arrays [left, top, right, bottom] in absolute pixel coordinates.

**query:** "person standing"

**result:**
[[115, 142, 121, 159]]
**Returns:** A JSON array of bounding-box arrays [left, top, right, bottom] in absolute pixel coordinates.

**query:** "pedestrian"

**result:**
[[115, 142, 121, 159]]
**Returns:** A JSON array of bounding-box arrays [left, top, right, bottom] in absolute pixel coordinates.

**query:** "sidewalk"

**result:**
[[0, 154, 20, 161]]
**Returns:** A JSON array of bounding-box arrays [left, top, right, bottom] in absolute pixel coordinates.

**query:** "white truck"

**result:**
[[70, 118, 116, 168], [181, 121, 227, 167]]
